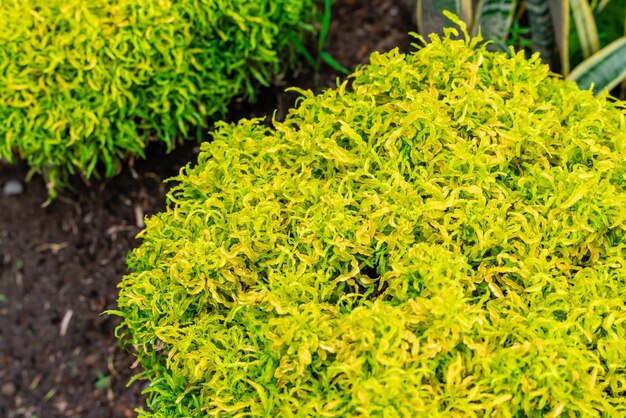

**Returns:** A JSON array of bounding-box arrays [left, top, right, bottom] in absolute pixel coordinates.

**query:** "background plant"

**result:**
[[406, 0, 626, 97], [113, 15, 626, 416], [286, 0, 350, 87], [0, 0, 320, 199]]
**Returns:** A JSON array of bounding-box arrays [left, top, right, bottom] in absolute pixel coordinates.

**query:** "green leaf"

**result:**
[[567, 36, 626, 94], [95, 370, 111, 390], [286, 30, 317, 69], [318, 0, 333, 52], [472, 0, 518, 42], [570, 0, 601, 58], [319, 51, 350, 74]]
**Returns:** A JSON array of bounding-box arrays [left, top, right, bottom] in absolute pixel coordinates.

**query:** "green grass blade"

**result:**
[[548, 0, 571, 74], [286, 30, 317, 69], [417, 0, 473, 37], [570, 0, 600, 58], [526, 0, 557, 68], [318, 0, 332, 51], [567, 36, 626, 94], [471, 0, 517, 41], [319, 51, 350, 74]]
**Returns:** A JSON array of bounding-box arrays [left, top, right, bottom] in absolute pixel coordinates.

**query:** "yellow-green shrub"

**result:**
[[0, 0, 318, 196], [114, 18, 626, 417]]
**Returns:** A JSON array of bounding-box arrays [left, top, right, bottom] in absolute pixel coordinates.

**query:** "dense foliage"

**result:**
[[115, 19, 626, 417], [405, 0, 626, 96], [0, 0, 317, 196]]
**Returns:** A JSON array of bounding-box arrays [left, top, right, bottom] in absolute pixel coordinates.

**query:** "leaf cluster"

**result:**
[[0, 0, 319, 197], [115, 21, 626, 417], [407, 0, 626, 96]]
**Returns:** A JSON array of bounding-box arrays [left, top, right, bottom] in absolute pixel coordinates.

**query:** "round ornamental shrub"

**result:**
[[115, 20, 626, 417], [0, 0, 318, 197]]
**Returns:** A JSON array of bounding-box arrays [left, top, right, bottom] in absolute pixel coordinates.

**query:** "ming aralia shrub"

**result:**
[[0, 0, 318, 197], [114, 19, 626, 417]]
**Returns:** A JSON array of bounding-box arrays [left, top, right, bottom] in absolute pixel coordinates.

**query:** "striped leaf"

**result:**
[[567, 36, 626, 94], [590, 0, 613, 12], [471, 0, 518, 41], [548, 0, 571, 74], [416, 0, 473, 38], [526, 0, 557, 69], [622, 0, 626, 98], [570, 0, 600, 58]]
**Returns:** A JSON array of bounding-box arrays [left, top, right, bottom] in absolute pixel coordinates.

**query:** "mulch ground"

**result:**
[[0, 1, 414, 417]]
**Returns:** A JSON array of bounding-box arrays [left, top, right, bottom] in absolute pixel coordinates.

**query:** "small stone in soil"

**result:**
[[3, 180, 24, 196], [1, 382, 16, 397], [84, 352, 100, 367]]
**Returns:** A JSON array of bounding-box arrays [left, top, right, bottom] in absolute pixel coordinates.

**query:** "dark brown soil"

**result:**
[[0, 2, 413, 417]]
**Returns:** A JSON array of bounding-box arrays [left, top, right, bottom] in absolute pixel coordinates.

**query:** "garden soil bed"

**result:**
[[0, 2, 413, 417]]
